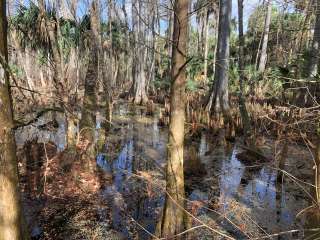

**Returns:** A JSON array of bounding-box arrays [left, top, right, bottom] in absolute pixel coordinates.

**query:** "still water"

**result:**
[[16, 102, 318, 239]]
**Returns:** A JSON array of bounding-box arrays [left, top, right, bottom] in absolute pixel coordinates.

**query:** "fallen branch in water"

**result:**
[[13, 107, 64, 129]]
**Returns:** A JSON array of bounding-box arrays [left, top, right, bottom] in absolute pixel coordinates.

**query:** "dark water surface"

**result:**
[[16, 102, 319, 239]]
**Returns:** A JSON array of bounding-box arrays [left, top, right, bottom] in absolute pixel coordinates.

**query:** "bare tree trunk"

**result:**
[[104, 0, 114, 130], [297, 0, 314, 54], [79, 0, 99, 159], [237, 0, 251, 140], [158, 0, 188, 237], [315, 136, 320, 204], [203, 7, 209, 83], [38, 0, 65, 102], [146, 4, 156, 93], [0, 1, 26, 239], [206, 0, 231, 120], [166, 4, 174, 80], [306, 0, 320, 77], [257, 0, 272, 73], [130, 0, 148, 105], [211, 10, 219, 81]]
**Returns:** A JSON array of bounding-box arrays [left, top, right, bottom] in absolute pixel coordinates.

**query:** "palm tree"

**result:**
[[11, 2, 91, 147]]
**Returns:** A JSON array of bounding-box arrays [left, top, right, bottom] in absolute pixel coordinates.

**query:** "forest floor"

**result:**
[[16, 101, 319, 240]]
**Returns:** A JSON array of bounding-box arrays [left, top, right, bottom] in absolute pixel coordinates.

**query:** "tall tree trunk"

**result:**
[[147, 5, 156, 92], [203, 7, 209, 83], [131, 0, 148, 105], [79, 0, 99, 159], [159, 0, 188, 237], [0, 1, 26, 239], [206, 0, 231, 119], [306, 0, 320, 77], [167, 4, 174, 80], [104, 0, 114, 130], [38, 0, 63, 93], [237, 0, 251, 140], [297, 0, 314, 54], [315, 136, 320, 204], [257, 0, 272, 73]]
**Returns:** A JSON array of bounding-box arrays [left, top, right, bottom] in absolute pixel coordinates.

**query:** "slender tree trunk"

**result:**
[[203, 7, 209, 83], [79, 0, 99, 159], [104, 0, 114, 130], [315, 136, 320, 204], [306, 0, 320, 77], [206, 0, 231, 119], [211, 12, 219, 82], [297, 0, 314, 54], [237, 0, 251, 140], [257, 0, 272, 73], [147, 8, 156, 92], [38, 0, 63, 91], [0, 1, 26, 239], [159, 0, 188, 237], [166, 4, 174, 79]]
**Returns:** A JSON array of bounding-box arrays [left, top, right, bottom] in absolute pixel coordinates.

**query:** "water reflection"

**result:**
[[16, 102, 314, 239], [99, 103, 311, 239], [15, 111, 67, 151]]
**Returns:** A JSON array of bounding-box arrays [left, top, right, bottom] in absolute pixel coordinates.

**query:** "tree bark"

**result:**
[[237, 0, 251, 140], [306, 0, 320, 77], [0, 1, 26, 239], [79, 0, 99, 158], [38, 0, 64, 92], [257, 0, 272, 73], [130, 0, 148, 105], [159, 0, 188, 237], [206, 0, 231, 119], [203, 7, 209, 83], [315, 136, 320, 204]]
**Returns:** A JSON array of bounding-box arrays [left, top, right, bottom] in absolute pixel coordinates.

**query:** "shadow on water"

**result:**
[[16, 102, 317, 239]]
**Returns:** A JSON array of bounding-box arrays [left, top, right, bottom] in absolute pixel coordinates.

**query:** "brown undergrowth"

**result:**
[[18, 143, 115, 240]]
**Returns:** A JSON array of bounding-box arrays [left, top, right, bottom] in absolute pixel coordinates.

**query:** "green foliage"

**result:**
[[36, 49, 48, 66], [59, 16, 90, 58], [228, 64, 240, 93], [10, 2, 54, 51], [10, 3, 90, 60], [246, 4, 304, 68], [187, 56, 203, 82], [186, 79, 199, 92], [152, 75, 170, 91], [264, 67, 283, 97], [9, 63, 24, 78]]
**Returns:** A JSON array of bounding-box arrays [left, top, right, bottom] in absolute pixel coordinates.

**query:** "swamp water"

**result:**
[[16, 102, 319, 239]]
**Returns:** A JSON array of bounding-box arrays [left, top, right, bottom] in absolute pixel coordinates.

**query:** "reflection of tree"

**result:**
[[184, 143, 207, 195], [275, 179, 283, 234]]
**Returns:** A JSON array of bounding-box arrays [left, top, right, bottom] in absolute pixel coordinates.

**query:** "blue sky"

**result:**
[[71, 0, 262, 31], [17, 0, 262, 32], [232, 0, 261, 29]]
